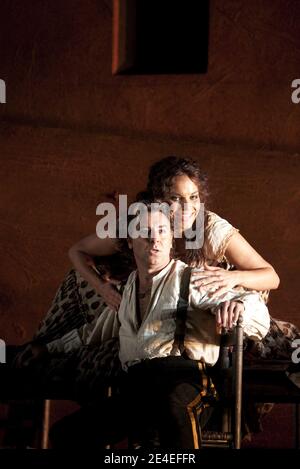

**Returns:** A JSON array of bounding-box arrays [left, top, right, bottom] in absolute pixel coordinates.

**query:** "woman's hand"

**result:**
[[96, 276, 122, 311], [215, 300, 244, 331], [192, 264, 239, 299]]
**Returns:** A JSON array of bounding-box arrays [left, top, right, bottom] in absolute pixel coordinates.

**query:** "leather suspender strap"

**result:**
[[170, 266, 192, 356]]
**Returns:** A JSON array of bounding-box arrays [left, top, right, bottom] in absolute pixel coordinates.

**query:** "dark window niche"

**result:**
[[112, 0, 210, 75]]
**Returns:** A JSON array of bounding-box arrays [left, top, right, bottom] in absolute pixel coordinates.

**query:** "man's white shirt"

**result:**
[[118, 259, 270, 369]]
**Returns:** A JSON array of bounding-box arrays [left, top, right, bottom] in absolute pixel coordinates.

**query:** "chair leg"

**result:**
[[295, 403, 300, 449], [41, 399, 51, 449], [221, 407, 230, 434], [105, 387, 113, 449], [233, 323, 243, 449]]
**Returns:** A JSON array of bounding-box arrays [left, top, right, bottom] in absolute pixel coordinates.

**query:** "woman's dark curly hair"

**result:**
[[137, 156, 209, 267], [145, 156, 208, 204]]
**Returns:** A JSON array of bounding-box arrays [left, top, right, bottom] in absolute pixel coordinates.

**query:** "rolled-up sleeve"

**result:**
[[190, 281, 270, 341], [237, 292, 270, 340]]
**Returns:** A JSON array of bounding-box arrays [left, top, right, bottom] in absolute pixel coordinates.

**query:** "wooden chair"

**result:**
[[201, 323, 300, 449], [201, 320, 243, 448]]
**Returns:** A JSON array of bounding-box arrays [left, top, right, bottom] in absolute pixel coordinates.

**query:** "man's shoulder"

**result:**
[[172, 259, 188, 272], [170, 260, 192, 285]]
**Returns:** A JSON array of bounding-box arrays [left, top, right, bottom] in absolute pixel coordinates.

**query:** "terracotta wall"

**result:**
[[0, 0, 300, 343]]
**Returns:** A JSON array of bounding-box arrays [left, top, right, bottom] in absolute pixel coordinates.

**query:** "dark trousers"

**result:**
[[50, 356, 216, 449], [126, 356, 216, 449]]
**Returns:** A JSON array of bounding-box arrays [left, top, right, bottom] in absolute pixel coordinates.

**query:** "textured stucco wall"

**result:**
[[0, 0, 299, 345], [1, 0, 300, 148]]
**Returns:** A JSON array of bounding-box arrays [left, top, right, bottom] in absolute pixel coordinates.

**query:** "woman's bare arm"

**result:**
[[224, 232, 280, 290], [68, 234, 121, 309], [192, 232, 280, 297]]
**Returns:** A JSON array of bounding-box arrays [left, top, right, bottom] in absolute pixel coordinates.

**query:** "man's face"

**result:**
[[128, 210, 173, 271]]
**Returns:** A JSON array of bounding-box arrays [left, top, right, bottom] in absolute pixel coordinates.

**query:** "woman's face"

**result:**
[[165, 175, 201, 231]]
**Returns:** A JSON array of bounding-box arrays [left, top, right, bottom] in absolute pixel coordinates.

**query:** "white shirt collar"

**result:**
[[128, 259, 175, 288]]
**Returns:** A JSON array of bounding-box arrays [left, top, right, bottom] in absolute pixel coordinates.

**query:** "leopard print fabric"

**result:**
[[8, 268, 123, 402], [34, 337, 122, 402], [35, 269, 107, 344], [244, 317, 300, 361]]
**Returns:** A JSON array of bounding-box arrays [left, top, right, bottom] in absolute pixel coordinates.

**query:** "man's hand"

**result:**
[[215, 300, 244, 331]]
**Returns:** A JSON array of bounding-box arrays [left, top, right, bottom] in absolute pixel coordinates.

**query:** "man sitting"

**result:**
[[50, 202, 269, 449]]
